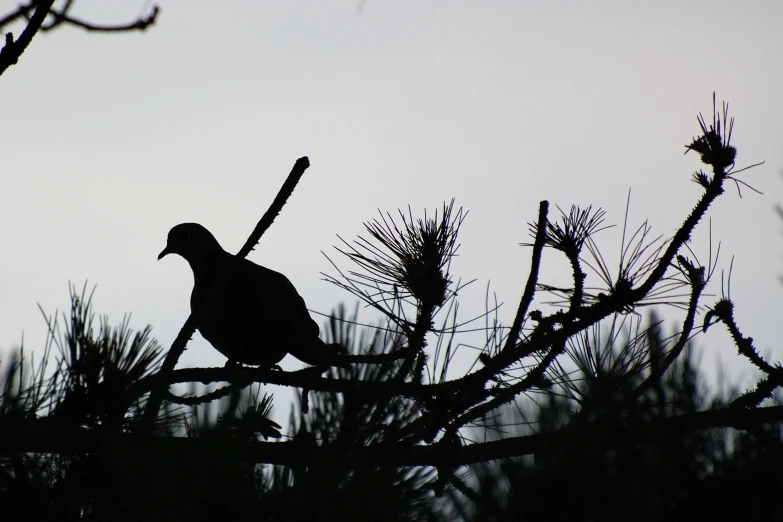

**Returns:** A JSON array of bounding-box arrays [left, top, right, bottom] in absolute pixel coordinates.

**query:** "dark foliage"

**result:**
[[450, 318, 783, 521]]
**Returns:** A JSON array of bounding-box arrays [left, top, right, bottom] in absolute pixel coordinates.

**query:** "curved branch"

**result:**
[[0, 2, 35, 31], [629, 259, 705, 403], [43, 5, 159, 33]]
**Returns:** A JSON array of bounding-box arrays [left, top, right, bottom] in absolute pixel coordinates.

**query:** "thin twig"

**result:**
[[43, 5, 159, 33], [0, 2, 34, 31]]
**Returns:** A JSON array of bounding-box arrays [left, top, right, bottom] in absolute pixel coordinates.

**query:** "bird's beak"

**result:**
[[158, 246, 171, 260]]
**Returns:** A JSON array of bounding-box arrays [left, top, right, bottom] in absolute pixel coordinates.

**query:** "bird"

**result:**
[[158, 223, 340, 368]]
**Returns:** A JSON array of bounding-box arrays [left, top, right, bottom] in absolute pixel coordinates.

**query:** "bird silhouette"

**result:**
[[158, 223, 339, 368]]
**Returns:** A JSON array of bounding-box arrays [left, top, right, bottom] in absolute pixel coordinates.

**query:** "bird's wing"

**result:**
[[226, 258, 320, 336]]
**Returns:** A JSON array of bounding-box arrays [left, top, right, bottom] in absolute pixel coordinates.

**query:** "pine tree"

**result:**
[[3, 97, 783, 522]]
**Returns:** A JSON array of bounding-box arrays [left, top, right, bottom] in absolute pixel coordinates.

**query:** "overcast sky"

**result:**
[[2, 1, 782, 410]]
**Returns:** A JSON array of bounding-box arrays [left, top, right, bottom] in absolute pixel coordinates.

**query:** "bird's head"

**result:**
[[158, 223, 224, 263]]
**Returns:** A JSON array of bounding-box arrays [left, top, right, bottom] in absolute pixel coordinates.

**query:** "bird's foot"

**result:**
[[224, 360, 283, 372]]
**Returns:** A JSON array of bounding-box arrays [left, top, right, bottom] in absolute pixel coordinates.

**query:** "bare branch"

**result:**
[[0, 0, 56, 77], [43, 5, 159, 33]]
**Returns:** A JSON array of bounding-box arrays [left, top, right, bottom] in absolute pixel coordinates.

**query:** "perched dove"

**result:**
[[158, 223, 338, 368]]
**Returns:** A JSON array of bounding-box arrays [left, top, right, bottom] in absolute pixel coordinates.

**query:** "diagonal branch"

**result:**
[[0, 0, 56, 76], [237, 157, 311, 258]]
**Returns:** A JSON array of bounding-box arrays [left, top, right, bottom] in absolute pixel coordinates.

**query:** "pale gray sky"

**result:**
[[2, 2, 782, 404]]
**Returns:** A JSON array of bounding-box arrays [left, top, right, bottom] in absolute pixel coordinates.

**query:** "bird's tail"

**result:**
[[288, 338, 350, 369]]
